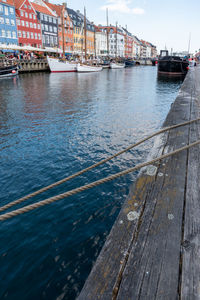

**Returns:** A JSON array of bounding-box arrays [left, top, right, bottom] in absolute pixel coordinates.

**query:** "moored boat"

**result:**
[[124, 59, 135, 67], [110, 62, 125, 69], [0, 64, 18, 78], [77, 63, 102, 73], [158, 50, 189, 76], [47, 56, 77, 73]]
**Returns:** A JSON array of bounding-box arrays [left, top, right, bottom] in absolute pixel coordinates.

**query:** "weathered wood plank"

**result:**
[[181, 67, 200, 299], [116, 72, 192, 300]]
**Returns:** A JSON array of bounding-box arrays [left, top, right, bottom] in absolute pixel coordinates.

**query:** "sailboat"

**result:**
[[77, 7, 102, 73], [47, 4, 77, 73], [109, 22, 125, 69]]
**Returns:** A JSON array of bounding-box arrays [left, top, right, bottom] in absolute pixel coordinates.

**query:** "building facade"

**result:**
[[67, 8, 83, 55], [32, 0, 58, 48], [14, 0, 42, 48], [45, 2, 73, 55], [0, 0, 18, 46], [123, 28, 133, 58], [95, 26, 107, 57]]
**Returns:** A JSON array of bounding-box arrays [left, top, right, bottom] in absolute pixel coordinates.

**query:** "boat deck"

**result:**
[[78, 66, 200, 299]]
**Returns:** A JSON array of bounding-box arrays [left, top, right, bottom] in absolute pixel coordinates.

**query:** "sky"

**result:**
[[51, 0, 200, 54]]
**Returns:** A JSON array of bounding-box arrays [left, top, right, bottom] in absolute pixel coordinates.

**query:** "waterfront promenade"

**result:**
[[78, 67, 200, 299]]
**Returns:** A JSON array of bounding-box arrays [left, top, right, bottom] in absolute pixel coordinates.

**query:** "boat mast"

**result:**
[[106, 8, 109, 57], [115, 21, 118, 58], [84, 7, 87, 60], [61, 3, 66, 58], [188, 32, 191, 55]]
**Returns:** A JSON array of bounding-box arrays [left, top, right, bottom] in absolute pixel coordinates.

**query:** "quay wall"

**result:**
[[78, 67, 200, 299], [0, 59, 49, 73]]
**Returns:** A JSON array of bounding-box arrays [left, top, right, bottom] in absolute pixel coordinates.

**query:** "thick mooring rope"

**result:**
[[0, 118, 199, 215], [0, 139, 200, 221]]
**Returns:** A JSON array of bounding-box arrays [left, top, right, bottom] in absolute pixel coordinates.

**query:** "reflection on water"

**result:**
[[0, 67, 182, 300]]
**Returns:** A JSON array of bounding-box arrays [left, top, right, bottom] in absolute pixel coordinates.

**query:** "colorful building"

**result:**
[[44, 2, 73, 55], [67, 8, 84, 55], [32, 0, 58, 48], [123, 27, 133, 58], [14, 0, 42, 48], [0, 0, 18, 46]]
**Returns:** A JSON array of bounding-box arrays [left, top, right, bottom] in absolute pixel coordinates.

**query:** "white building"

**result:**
[[109, 26, 124, 57], [95, 27, 107, 57]]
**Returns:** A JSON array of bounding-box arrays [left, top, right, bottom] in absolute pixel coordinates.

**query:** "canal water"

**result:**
[[0, 67, 183, 300]]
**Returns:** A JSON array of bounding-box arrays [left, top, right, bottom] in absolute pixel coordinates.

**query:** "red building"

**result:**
[[14, 0, 42, 48]]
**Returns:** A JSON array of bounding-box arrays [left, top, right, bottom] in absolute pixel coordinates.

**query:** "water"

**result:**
[[0, 67, 182, 300]]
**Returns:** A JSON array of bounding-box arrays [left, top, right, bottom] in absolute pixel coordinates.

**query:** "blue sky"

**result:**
[[51, 0, 200, 53]]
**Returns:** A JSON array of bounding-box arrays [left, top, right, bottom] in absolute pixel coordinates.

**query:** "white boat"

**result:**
[[47, 56, 77, 73], [77, 63, 103, 73], [110, 62, 125, 69]]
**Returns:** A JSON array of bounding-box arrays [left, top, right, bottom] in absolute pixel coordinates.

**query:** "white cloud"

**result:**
[[100, 0, 145, 15], [132, 7, 145, 14]]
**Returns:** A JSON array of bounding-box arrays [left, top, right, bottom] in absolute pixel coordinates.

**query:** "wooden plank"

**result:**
[[116, 73, 192, 299], [181, 67, 200, 299]]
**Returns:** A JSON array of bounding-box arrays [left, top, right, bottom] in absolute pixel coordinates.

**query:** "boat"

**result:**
[[110, 62, 125, 69], [77, 63, 102, 72], [158, 50, 189, 76], [124, 59, 135, 67], [0, 64, 18, 78], [47, 56, 77, 73]]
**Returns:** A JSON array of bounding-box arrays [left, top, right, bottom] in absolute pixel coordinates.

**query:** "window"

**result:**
[[11, 19, 15, 26], [45, 35, 49, 43], [23, 31, 26, 37], [38, 33, 41, 40], [33, 15, 36, 20], [33, 23, 36, 29], [2, 29, 5, 37], [49, 25, 52, 32], [4, 6, 8, 15], [17, 19, 20, 25], [10, 7, 14, 14], [41, 24, 44, 30], [0, 5, 3, 12], [25, 12, 28, 18], [53, 26, 57, 33], [28, 5, 31, 9], [0, 17, 4, 24], [53, 17, 56, 24], [7, 30, 11, 38], [49, 17, 52, 22], [44, 15, 48, 22], [40, 13, 43, 20], [24, 4, 27, 8], [31, 32, 33, 39], [54, 36, 57, 44], [18, 30, 21, 37], [26, 21, 29, 27], [20, 11, 24, 16], [21, 20, 25, 26], [35, 33, 37, 39], [5, 18, 9, 25], [38, 24, 40, 29], [29, 13, 32, 19], [12, 31, 16, 38], [27, 32, 30, 38], [45, 24, 48, 31], [30, 22, 32, 28], [50, 35, 53, 45]]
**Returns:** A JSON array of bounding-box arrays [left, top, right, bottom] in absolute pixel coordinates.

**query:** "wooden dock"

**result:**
[[78, 66, 200, 299]]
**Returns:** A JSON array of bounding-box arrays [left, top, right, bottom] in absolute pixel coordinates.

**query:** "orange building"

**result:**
[[44, 1, 73, 55]]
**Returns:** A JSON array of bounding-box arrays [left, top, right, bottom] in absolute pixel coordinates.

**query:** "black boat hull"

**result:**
[[0, 65, 18, 78], [158, 58, 189, 76]]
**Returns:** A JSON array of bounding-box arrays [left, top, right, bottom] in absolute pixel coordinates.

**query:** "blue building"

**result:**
[[0, 0, 18, 46]]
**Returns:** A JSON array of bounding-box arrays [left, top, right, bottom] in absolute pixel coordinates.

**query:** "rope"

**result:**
[[0, 139, 200, 221], [0, 118, 200, 214]]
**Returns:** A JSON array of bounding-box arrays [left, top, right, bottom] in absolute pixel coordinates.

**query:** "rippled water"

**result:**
[[0, 67, 182, 300]]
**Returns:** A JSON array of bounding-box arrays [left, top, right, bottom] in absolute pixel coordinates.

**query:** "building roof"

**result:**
[[67, 7, 83, 28], [0, 0, 15, 6], [13, 0, 25, 9], [44, 1, 62, 17], [32, 1, 56, 17]]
